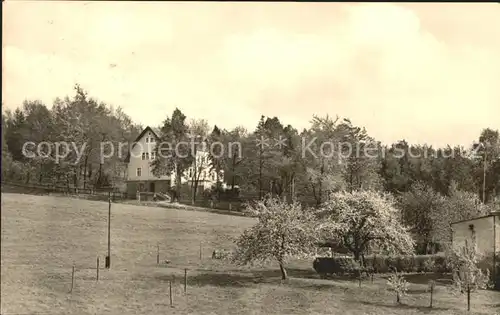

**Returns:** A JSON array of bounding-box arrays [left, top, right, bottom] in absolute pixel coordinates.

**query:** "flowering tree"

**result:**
[[316, 191, 415, 264], [231, 196, 318, 280], [430, 183, 489, 250], [447, 240, 491, 311], [387, 268, 409, 304]]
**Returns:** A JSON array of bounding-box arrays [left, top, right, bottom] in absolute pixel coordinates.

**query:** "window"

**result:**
[[145, 152, 149, 160], [150, 137, 155, 143], [146, 137, 149, 143], [142, 153, 146, 160], [136, 168, 142, 177], [151, 151, 156, 160]]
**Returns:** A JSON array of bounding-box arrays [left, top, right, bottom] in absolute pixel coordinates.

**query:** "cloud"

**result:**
[[2, 2, 499, 147]]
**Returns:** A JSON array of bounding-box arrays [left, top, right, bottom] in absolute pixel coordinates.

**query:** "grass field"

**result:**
[[1, 193, 499, 315]]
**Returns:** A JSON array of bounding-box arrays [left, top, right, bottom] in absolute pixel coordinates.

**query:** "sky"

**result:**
[[3, 2, 500, 148]]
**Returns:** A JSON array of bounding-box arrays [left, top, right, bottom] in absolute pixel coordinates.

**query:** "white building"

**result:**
[[124, 126, 223, 197]]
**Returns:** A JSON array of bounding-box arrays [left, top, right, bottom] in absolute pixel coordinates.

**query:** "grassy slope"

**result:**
[[1, 193, 499, 315]]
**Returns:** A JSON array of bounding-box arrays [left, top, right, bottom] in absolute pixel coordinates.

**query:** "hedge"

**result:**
[[313, 254, 451, 275]]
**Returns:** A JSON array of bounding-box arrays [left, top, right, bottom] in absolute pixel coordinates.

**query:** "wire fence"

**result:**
[[1, 180, 128, 200]]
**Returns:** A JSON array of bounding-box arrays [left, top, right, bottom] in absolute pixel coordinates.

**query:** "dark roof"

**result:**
[[124, 126, 160, 162], [124, 126, 210, 163], [451, 212, 500, 225], [135, 126, 161, 142]]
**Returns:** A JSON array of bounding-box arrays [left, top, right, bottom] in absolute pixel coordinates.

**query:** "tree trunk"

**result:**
[[73, 167, 78, 188], [279, 262, 288, 280], [38, 165, 43, 184], [216, 164, 221, 201], [83, 157, 88, 189], [231, 154, 236, 191], [97, 163, 103, 188], [176, 167, 182, 201], [258, 154, 263, 199], [353, 251, 361, 262], [467, 285, 470, 311]]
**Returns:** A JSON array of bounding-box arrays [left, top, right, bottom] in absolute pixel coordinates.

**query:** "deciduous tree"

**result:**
[[232, 196, 318, 280], [316, 190, 415, 264]]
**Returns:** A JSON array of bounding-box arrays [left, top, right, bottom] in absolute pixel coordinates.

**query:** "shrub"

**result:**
[[313, 254, 450, 276], [434, 254, 448, 273], [368, 255, 389, 273], [387, 269, 409, 304], [313, 257, 362, 277], [386, 256, 398, 271], [396, 256, 415, 273], [423, 257, 437, 272]]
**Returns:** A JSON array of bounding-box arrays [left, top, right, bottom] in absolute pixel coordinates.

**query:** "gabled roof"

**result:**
[[135, 126, 161, 142], [124, 126, 160, 163], [123, 126, 210, 163]]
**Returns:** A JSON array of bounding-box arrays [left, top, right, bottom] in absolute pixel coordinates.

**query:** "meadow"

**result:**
[[1, 192, 499, 315]]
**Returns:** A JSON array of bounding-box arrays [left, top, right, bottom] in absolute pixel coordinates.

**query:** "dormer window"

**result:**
[[146, 137, 149, 143]]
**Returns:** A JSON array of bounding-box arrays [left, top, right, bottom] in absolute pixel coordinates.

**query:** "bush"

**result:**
[[397, 256, 415, 272], [313, 257, 362, 277], [367, 255, 389, 273], [313, 253, 450, 276]]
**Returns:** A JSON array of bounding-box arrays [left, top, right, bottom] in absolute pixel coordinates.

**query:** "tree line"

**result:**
[[2, 86, 499, 254], [2, 85, 142, 190]]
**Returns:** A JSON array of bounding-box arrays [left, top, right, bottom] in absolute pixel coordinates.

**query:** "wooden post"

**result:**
[[169, 280, 173, 307], [157, 243, 160, 265], [106, 191, 111, 269], [429, 281, 434, 308], [467, 284, 470, 311], [70, 265, 75, 293], [199, 242, 202, 261], [96, 257, 99, 281], [184, 269, 187, 293]]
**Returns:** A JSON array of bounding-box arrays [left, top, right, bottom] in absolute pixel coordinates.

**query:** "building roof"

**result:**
[[124, 126, 159, 162], [124, 126, 210, 163], [451, 211, 500, 225]]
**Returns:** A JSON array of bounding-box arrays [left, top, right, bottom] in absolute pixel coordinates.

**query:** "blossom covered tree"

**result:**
[[316, 190, 415, 264], [231, 196, 318, 280], [447, 240, 491, 311]]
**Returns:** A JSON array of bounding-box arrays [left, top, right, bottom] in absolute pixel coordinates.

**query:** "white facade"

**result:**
[[127, 130, 172, 182], [126, 127, 223, 191]]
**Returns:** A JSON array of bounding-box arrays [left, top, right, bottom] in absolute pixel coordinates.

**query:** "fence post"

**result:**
[[184, 269, 187, 293], [358, 269, 362, 288], [106, 191, 111, 269], [199, 241, 202, 261], [169, 280, 173, 307], [70, 265, 75, 293], [157, 243, 160, 265], [429, 281, 434, 308], [97, 257, 99, 281]]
